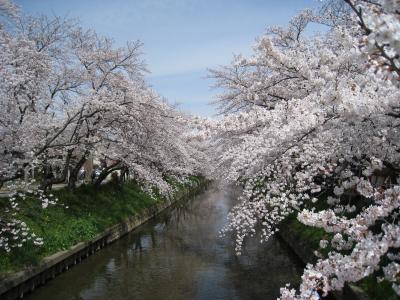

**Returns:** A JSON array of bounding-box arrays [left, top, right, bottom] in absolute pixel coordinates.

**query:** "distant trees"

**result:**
[[0, 4, 204, 252], [203, 0, 400, 298]]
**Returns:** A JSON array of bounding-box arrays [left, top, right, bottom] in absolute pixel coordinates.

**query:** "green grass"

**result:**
[[358, 275, 398, 300], [0, 176, 204, 275], [283, 213, 328, 250]]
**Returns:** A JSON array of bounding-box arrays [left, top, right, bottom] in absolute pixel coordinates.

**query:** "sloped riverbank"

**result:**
[[278, 215, 397, 300], [0, 176, 209, 300]]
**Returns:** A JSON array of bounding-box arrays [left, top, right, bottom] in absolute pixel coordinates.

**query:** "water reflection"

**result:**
[[25, 185, 303, 300]]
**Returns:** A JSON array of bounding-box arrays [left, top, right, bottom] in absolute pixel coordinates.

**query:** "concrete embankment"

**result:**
[[0, 179, 209, 300]]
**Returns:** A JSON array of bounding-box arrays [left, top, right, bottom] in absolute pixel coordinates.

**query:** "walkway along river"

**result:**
[[25, 185, 304, 300]]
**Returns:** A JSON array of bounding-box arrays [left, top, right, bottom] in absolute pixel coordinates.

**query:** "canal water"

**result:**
[[25, 185, 303, 300]]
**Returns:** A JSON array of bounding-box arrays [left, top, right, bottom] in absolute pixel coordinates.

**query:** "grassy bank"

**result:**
[[279, 214, 398, 300], [0, 176, 205, 276]]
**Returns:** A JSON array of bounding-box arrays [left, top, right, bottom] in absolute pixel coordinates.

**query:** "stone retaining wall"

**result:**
[[0, 179, 209, 300]]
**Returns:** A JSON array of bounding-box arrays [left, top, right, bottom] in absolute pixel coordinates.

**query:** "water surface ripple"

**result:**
[[25, 185, 303, 300]]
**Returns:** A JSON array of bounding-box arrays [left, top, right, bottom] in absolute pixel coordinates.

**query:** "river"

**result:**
[[25, 185, 303, 300]]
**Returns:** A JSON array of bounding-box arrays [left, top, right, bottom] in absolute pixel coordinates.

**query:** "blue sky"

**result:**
[[16, 0, 320, 117]]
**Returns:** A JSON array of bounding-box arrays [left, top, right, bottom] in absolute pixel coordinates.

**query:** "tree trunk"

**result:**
[[68, 152, 88, 191], [94, 161, 122, 187], [39, 150, 73, 191], [120, 167, 128, 182]]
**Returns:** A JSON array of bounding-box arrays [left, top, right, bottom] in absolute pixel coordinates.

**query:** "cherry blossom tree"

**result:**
[[0, 3, 204, 253], [205, 0, 400, 298], [0, 0, 18, 17]]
